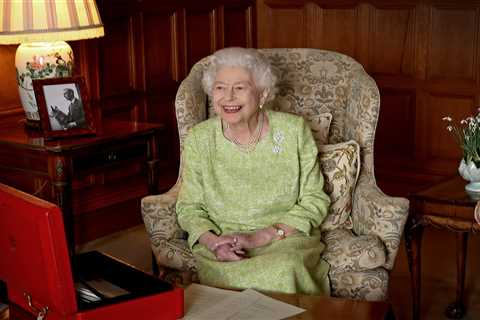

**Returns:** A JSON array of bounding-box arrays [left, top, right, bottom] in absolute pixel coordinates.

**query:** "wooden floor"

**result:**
[[75, 223, 480, 320], [3, 224, 480, 319], [388, 227, 480, 320]]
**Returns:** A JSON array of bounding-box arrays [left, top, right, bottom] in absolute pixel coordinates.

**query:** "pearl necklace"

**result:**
[[223, 111, 265, 153]]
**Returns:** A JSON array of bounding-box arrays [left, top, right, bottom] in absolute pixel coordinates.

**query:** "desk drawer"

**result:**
[[73, 142, 147, 173]]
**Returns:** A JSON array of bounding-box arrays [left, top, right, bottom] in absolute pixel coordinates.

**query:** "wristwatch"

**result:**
[[272, 224, 286, 240]]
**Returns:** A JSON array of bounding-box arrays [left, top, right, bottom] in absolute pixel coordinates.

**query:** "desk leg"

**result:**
[[405, 220, 423, 320], [445, 232, 468, 319], [48, 156, 74, 257]]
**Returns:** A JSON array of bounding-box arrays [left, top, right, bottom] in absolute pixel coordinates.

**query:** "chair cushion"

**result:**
[[319, 140, 360, 231], [322, 228, 386, 273], [329, 267, 388, 301], [306, 112, 332, 146]]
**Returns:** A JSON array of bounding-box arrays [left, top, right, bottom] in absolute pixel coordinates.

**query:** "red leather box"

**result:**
[[0, 184, 183, 320]]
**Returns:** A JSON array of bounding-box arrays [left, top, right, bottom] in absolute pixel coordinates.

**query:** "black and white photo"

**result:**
[[33, 77, 95, 139]]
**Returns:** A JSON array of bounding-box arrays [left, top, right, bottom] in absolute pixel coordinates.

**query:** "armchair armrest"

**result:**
[[351, 176, 409, 270], [141, 182, 187, 243], [142, 182, 196, 271]]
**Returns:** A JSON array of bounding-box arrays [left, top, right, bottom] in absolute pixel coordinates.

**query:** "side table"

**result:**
[[405, 176, 480, 320], [0, 119, 164, 255]]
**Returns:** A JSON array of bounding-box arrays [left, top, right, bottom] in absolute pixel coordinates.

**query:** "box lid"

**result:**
[[0, 183, 77, 316]]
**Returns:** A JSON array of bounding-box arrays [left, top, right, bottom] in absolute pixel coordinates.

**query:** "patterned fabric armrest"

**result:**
[[351, 176, 409, 269], [141, 182, 187, 242]]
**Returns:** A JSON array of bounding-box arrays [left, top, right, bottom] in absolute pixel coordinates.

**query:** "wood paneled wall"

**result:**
[[95, 0, 256, 188], [0, 0, 477, 196], [257, 0, 480, 195], [0, 0, 256, 191]]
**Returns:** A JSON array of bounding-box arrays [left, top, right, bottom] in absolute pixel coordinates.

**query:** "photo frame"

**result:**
[[33, 76, 95, 139]]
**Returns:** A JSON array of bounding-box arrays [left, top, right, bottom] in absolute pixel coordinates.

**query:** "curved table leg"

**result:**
[[445, 232, 468, 319]]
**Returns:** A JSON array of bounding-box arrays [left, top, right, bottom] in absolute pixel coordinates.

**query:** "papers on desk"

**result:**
[[181, 283, 305, 320]]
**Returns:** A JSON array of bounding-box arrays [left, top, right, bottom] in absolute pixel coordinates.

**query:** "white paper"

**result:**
[[181, 283, 305, 320]]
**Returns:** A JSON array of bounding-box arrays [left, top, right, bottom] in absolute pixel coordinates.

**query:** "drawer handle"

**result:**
[[107, 152, 117, 161]]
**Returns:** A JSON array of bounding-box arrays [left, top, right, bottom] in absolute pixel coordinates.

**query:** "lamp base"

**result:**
[[15, 41, 74, 122]]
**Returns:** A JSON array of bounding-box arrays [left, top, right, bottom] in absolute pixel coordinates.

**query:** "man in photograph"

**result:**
[[62, 88, 86, 129]]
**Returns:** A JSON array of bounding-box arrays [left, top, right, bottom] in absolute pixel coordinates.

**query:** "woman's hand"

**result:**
[[214, 243, 245, 261], [198, 231, 246, 261], [198, 231, 237, 252], [234, 224, 298, 249], [233, 229, 274, 249]]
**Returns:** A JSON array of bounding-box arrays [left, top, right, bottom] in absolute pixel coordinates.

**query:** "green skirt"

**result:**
[[193, 229, 330, 295]]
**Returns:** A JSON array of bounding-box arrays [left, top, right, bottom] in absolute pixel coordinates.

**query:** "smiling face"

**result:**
[[212, 66, 263, 127]]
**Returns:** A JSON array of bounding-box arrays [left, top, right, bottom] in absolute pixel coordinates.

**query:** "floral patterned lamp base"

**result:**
[[15, 42, 74, 128], [459, 159, 480, 193]]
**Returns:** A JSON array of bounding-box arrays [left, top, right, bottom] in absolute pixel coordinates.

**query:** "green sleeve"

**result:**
[[276, 118, 331, 235], [176, 131, 221, 248]]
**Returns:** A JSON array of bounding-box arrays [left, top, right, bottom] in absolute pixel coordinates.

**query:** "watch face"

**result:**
[[276, 228, 285, 237]]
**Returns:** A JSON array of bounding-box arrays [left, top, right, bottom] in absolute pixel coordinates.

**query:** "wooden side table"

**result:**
[[405, 176, 480, 320], [0, 119, 164, 255]]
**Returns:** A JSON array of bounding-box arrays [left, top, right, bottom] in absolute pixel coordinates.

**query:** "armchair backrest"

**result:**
[[175, 48, 380, 182]]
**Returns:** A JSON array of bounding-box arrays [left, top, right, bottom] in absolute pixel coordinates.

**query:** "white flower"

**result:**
[[443, 110, 480, 164]]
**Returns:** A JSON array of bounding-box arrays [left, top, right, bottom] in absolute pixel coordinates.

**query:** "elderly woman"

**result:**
[[176, 47, 331, 295]]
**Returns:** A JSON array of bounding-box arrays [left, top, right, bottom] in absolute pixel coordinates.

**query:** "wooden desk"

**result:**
[[266, 293, 392, 320], [6, 292, 393, 320], [405, 176, 480, 320], [0, 119, 163, 254]]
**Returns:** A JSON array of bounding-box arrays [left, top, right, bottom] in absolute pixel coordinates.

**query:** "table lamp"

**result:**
[[0, 0, 104, 128]]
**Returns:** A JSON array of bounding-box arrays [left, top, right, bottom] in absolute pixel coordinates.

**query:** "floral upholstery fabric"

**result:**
[[322, 228, 386, 273], [141, 48, 409, 301], [319, 140, 360, 231], [309, 112, 332, 146], [329, 267, 389, 301]]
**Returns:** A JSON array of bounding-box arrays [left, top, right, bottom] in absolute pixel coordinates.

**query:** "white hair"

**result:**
[[202, 47, 277, 103]]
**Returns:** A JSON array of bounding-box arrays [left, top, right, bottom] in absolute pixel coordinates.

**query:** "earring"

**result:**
[[259, 104, 263, 110]]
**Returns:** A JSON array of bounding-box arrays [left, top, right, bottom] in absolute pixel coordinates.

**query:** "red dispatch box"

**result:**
[[0, 184, 184, 320]]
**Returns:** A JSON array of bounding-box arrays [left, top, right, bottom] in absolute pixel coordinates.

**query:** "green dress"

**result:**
[[176, 110, 331, 295]]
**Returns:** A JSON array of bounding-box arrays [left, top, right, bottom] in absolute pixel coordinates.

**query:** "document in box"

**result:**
[[181, 283, 305, 320]]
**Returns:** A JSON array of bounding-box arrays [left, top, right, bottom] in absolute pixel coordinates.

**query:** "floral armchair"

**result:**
[[142, 48, 409, 301]]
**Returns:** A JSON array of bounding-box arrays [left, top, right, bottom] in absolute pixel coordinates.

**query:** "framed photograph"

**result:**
[[33, 76, 95, 139]]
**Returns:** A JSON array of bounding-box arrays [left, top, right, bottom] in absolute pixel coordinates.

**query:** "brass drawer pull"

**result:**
[[107, 152, 117, 161]]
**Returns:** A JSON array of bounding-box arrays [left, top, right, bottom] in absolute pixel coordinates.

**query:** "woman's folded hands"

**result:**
[[199, 225, 295, 262], [198, 229, 273, 262], [199, 232, 243, 261]]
